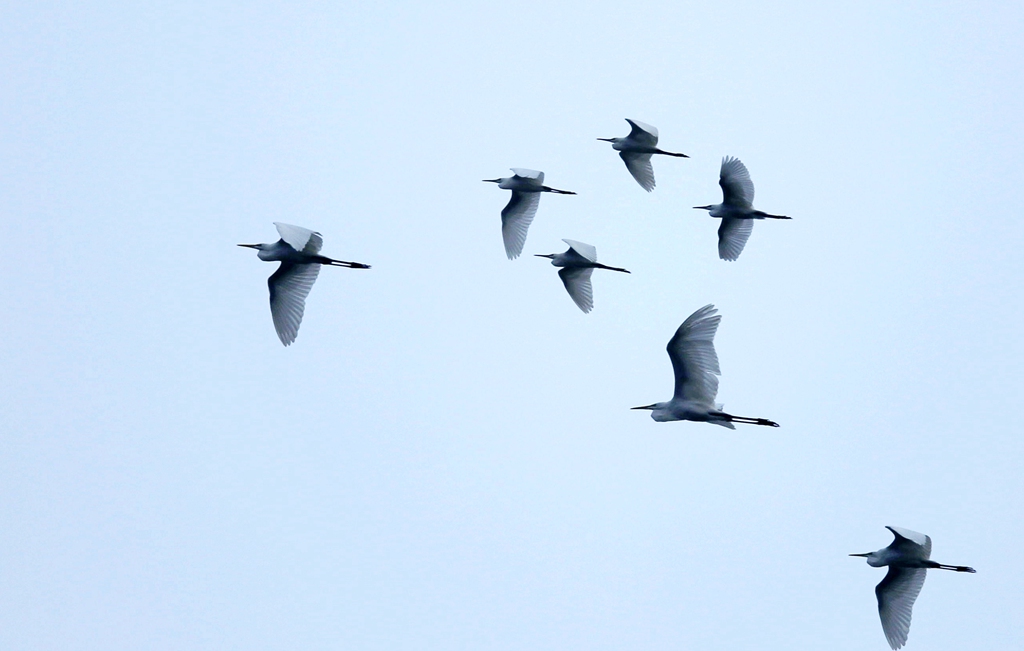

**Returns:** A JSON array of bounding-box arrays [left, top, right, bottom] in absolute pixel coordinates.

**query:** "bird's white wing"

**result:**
[[511, 168, 544, 184], [501, 191, 541, 259], [268, 262, 321, 346], [625, 118, 659, 145], [558, 267, 594, 313], [274, 222, 323, 255], [563, 239, 597, 263], [667, 304, 722, 404], [887, 526, 932, 559], [621, 152, 656, 192], [718, 217, 754, 261], [876, 567, 927, 650], [719, 157, 754, 208]]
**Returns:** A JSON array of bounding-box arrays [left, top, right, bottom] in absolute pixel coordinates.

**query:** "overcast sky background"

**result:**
[[2, 1, 1022, 649]]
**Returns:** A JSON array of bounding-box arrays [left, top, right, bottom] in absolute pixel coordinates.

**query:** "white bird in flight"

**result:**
[[693, 156, 791, 261], [597, 119, 688, 192], [631, 304, 779, 427], [239, 222, 370, 346], [483, 168, 576, 259], [534, 239, 630, 313], [851, 526, 975, 650]]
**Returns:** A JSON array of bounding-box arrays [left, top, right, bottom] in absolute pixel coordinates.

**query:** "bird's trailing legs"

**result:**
[[926, 561, 977, 573], [752, 210, 792, 220], [717, 412, 780, 427], [314, 255, 371, 269]]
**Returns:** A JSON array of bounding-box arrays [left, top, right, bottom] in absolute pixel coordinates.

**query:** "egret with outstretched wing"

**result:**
[[239, 222, 370, 346], [535, 239, 629, 313], [631, 304, 779, 427], [483, 169, 576, 259], [598, 119, 688, 192]]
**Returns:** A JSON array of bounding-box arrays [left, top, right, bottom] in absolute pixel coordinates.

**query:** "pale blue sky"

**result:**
[[2, 1, 1022, 649]]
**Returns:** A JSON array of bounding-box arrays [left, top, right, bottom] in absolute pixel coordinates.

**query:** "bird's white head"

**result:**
[[631, 402, 671, 421], [849, 551, 886, 567]]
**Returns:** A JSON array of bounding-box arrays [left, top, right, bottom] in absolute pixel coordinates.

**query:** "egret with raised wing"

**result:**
[[694, 156, 790, 261], [851, 526, 975, 650], [598, 119, 688, 192], [535, 239, 630, 313], [239, 222, 370, 346], [631, 304, 779, 428], [483, 168, 576, 259]]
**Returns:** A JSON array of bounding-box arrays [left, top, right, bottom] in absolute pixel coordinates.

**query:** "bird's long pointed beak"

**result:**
[[631, 404, 657, 410], [237, 244, 260, 249], [693, 205, 713, 211], [482, 179, 500, 183], [596, 137, 614, 142], [848, 553, 871, 557], [534, 254, 555, 259]]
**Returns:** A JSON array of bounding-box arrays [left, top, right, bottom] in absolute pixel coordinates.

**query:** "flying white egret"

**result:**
[[534, 239, 630, 313], [631, 304, 779, 427], [597, 119, 688, 192], [693, 156, 791, 261], [851, 526, 975, 650], [483, 168, 576, 259], [239, 222, 370, 346]]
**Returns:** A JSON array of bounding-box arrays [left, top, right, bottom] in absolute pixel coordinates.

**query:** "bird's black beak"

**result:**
[[631, 404, 656, 410], [482, 179, 500, 183], [534, 254, 555, 259], [237, 244, 260, 249], [693, 205, 713, 211], [848, 553, 870, 557], [596, 138, 614, 142]]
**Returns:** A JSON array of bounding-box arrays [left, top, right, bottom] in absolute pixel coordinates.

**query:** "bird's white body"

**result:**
[[535, 239, 629, 313], [631, 305, 779, 428], [598, 119, 688, 192], [239, 222, 369, 346], [484, 168, 576, 259], [851, 526, 976, 650], [694, 156, 790, 261]]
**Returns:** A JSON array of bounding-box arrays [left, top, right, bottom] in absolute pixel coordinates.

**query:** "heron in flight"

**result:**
[[535, 239, 630, 313], [239, 222, 370, 346], [631, 304, 779, 427], [597, 118, 688, 192], [851, 526, 975, 650], [483, 168, 576, 259], [694, 156, 791, 261]]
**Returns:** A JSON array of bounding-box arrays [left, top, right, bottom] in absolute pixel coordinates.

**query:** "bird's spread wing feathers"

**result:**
[[510, 168, 544, 184], [719, 157, 755, 208], [274, 222, 323, 255], [625, 118, 658, 145], [667, 304, 722, 403], [621, 152, 656, 192], [501, 191, 541, 259], [876, 567, 927, 650], [562, 239, 597, 263], [558, 267, 594, 313], [718, 217, 754, 261], [268, 262, 321, 346], [887, 526, 932, 559]]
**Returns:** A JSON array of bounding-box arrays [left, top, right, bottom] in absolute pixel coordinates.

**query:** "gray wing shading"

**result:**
[[718, 217, 754, 261], [887, 527, 932, 559], [621, 152, 656, 192], [501, 191, 541, 259], [511, 168, 544, 184], [719, 157, 755, 208], [268, 262, 321, 346], [274, 222, 323, 255], [558, 267, 594, 313], [667, 304, 722, 403], [563, 239, 597, 263], [876, 567, 927, 650], [625, 118, 659, 145]]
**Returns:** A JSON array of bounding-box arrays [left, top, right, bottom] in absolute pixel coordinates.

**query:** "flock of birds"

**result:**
[[238, 118, 974, 649]]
